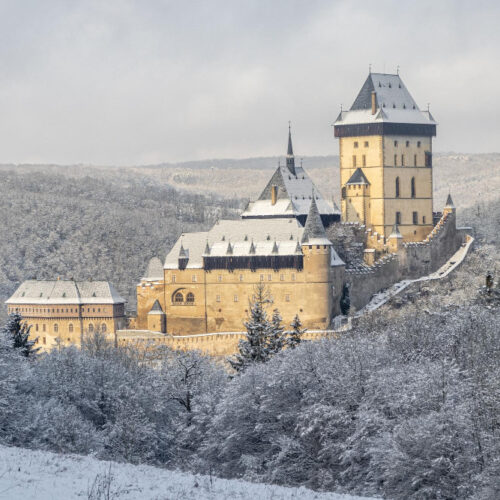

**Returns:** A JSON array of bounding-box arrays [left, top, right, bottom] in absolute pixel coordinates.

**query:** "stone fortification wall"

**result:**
[[345, 253, 400, 312], [398, 211, 463, 278]]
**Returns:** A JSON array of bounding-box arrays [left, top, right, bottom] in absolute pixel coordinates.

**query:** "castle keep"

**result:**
[[7, 72, 470, 354]]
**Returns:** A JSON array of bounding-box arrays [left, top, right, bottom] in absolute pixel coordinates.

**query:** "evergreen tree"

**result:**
[[229, 284, 273, 372], [2, 312, 39, 358], [287, 314, 305, 349], [267, 309, 286, 355]]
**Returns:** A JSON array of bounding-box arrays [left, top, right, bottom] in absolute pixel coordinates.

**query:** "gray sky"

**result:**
[[0, 0, 499, 165]]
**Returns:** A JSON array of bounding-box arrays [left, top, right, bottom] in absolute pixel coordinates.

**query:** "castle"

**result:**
[[6, 72, 470, 355]]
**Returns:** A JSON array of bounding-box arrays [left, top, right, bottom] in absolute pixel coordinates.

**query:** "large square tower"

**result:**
[[334, 73, 436, 241]]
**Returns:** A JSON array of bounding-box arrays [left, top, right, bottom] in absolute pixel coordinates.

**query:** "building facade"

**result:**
[[334, 73, 436, 241], [6, 280, 126, 351]]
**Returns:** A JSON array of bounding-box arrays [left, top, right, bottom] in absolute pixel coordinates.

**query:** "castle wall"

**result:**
[[346, 254, 401, 311]]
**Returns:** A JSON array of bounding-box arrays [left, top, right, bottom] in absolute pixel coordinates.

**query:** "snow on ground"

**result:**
[[0, 445, 371, 500]]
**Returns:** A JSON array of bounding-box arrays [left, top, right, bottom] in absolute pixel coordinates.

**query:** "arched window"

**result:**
[[186, 292, 195, 303], [395, 177, 400, 198], [411, 177, 416, 198], [174, 292, 184, 303], [68, 323, 73, 333], [101, 323, 107, 333], [54, 323, 58, 333], [88, 323, 94, 333]]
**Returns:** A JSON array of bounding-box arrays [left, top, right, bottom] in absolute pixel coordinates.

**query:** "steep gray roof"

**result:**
[[148, 299, 164, 314], [335, 73, 436, 126], [242, 165, 339, 219], [6, 280, 125, 305], [143, 257, 164, 280], [301, 195, 331, 245], [346, 168, 370, 185]]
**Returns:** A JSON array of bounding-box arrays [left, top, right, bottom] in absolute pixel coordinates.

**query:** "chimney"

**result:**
[[271, 185, 278, 205], [371, 91, 376, 114]]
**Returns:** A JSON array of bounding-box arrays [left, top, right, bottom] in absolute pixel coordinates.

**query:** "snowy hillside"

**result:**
[[0, 445, 371, 500]]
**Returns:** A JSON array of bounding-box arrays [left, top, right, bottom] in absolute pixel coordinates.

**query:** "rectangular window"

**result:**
[[353, 141, 358, 148], [192, 275, 197, 282], [394, 140, 398, 147], [394, 154, 397, 166], [43, 337, 46, 345], [285, 294, 291, 302], [413, 211, 418, 225], [414, 154, 417, 167], [35, 324, 39, 331], [417, 141, 421, 148], [268, 274, 272, 281], [218, 275, 222, 282], [280, 274, 284, 281], [401, 154, 404, 166], [406, 140, 410, 147], [172, 275, 176, 283], [425, 151, 432, 167], [291, 273, 296, 281], [216, 295, 221, 303], [396, 212, 402, 225], [364, 141, 369, 147], [423, 216, 426, 224], [362, 155, 366, 167], [239, 274, 243, 281], [260, 274, 264, 281], [43, 324, 46, 332], [352, 155, 357, 167], [234, 295, 238, 302]]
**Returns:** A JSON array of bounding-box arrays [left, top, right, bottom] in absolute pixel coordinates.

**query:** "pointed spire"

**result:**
[[286, 122, 296, 176], [445, 193, 455, 209], [226, 242, 233, 255], [179, 242, 188, 258], [301, 192, 329, 243], [203, 240, 211, 256], [272, 240, 279, 254], [249, 239, 256, 255], [295, 240, 302, 254], [149, 299, 164, 314], [389, 223, 403, 239]]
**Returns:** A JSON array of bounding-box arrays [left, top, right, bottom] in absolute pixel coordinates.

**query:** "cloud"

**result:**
[[0, 0, 498, 164]]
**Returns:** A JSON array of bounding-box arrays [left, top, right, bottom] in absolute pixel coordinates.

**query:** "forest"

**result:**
[[0, 160, 499, 499]]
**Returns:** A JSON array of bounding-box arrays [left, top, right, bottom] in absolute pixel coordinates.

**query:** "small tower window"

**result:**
[[69, 323, 73, 333], [362, 155, 366, 167], [425, 151, 432, 167], [353, 141, 358, 148], [234, 295, 238, 302], [406, 140, 410, 147], [191, 275, 197, 282], [395, 177, 400, 198], [394, 154, 398, 166], [417, 141, 421, 148], [411, 177, 416, 198], [216, 295, 221, 303], [352, 155, 357, 167], [394, 140, 398, 147], [172, 275, 176, 283], [364, 141, 369, 147], [423, 216, 426, 224], [414, 154, 417, 167], [101, 323, 107, 333], [401, 154, 404, 166], [217, 275, 222, 282], [413, 212, 418, 225], [285, 294, 291, 302], [88, 323, 94, 333], [54, 324, 58, 333], [396, 212, 402, 225]]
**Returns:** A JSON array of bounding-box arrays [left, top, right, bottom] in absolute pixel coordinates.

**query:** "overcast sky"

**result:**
[[0, 0, 499, 165]]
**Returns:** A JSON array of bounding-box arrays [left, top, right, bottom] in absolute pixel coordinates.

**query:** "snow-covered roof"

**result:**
[[6, 280, 125, 305], [242, 165, 339, 219], [142, 257, 164, 281], [335, 73, 436, 127]]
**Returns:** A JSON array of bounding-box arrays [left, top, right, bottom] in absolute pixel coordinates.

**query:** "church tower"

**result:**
[[334, 72, 436, 242]]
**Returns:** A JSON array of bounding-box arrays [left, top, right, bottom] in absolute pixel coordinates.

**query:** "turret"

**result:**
[[286, 123, 296, 176], [147, 300, 166, 333]]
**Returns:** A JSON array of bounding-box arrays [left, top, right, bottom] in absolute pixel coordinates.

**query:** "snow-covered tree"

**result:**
[[2, 312, 39, 358], [267, 309, 286, 355], [287, 314, 305, 349], [229, 284, 273, 372]]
